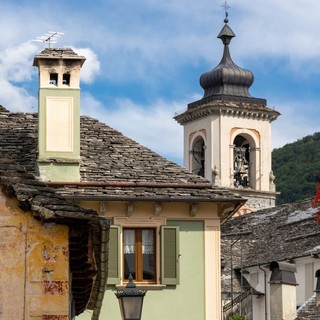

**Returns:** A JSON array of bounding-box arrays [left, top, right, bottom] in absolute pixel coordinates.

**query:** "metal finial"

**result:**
[[33, 31, 64, 48], [221, 1, 230, 23]]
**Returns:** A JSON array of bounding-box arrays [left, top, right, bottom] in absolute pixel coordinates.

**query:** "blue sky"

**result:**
[[0, 1, 319, 165]]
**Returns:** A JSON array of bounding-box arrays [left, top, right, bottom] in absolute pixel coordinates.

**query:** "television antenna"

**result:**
[[33, 31, 64, 48]]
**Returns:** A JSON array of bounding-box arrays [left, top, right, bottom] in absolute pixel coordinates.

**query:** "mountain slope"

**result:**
[[272, 132, 320, 205]]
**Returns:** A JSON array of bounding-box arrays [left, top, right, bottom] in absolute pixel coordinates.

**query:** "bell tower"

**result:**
[[33, 48, 86, 182], [175, 15, 280, 210]]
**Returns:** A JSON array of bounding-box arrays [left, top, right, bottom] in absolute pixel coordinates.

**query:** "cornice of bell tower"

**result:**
[[175, 100, 280, 126]]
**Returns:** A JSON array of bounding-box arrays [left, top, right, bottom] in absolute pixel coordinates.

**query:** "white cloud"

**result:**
[[0, 42, 101, 113], [71, 47, 100, 84], [0, 42, 38, 112], [231, 0, 320, 65], [0, 80, 36, 112], [0, 41, 38, 82]]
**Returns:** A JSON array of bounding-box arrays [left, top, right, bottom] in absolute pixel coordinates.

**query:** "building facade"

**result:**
[[32, 47, 245, 320], [0, 43, 247, 320], [0, 156, 109, 320], [221, 199, 320, 320]]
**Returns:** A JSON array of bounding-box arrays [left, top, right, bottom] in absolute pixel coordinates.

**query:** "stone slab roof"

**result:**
[[222, 198, 319, 268], [0, 156, 102, 223], [0, 106, 244, 205], [296, 294, 320, 319], [221, 198, 320, 299]]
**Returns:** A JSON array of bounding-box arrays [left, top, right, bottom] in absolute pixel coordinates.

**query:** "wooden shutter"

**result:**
[[161, 225, 180, 285], [107, 225, 121, 285]]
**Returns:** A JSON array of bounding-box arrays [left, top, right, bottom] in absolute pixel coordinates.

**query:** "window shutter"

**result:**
[[107, 225, 121, 285], [161, 225, 179, 285]]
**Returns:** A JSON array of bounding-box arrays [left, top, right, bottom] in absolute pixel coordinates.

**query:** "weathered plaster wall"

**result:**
[[0, 191, 70, 320]]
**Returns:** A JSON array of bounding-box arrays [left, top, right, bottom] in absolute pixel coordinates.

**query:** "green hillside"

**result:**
[[272, 132, 320, 205]]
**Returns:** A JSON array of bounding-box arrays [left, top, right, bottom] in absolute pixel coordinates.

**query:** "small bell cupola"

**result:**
[[33, 48, 86, 182], [175, 9, 280, 211]]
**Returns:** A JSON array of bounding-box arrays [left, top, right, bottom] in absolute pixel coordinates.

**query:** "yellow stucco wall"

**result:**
[[0, 191, 70, 320]]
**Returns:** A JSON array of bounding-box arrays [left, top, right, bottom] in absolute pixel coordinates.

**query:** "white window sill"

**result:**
[[115, 284, 166, 290]]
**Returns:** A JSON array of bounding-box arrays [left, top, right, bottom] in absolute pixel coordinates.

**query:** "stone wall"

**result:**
[[0, 191, 70, 319]]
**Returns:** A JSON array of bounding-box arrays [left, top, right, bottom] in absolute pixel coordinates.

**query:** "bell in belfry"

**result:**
[[235, 147, 247, 174]]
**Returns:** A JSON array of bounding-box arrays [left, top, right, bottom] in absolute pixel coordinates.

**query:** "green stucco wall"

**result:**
[[77, 220, 205, 320], [38, 88, 81, 160], [38, 88, 81, 181]]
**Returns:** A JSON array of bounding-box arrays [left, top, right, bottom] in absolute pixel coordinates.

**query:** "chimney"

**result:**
[[33, 48, 85, 182], [269, 261, 298, 320]]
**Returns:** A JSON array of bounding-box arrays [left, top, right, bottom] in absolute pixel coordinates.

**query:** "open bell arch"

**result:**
[[231, 129, 260, 190], [190, 135, 206, 178]]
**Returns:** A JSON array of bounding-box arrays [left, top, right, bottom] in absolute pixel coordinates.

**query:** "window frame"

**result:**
[[107, 217, 179, 287], [49, 73, 58, 85], [123, 227, 157, 283], [63, 73, 71, 85]]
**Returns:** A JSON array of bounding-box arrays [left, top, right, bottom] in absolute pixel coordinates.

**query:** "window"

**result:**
[[107, 225, 179, 286], [123, 228, 156, 282], [49, 73, 58, 85], [63, 73, 70, 85]]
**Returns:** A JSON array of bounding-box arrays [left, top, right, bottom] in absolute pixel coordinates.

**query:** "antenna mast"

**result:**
[[33, 31, 64, 48]]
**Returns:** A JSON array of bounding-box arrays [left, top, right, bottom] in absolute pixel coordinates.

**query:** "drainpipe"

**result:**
[[258, 265, 267, 320]]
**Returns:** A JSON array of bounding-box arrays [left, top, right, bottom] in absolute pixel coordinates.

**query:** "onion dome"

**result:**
[[200, 20, 254, 100]]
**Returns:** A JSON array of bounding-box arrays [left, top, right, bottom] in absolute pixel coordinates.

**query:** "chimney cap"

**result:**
[[269, 261, 297, 285], [33, 47, 86, 67]]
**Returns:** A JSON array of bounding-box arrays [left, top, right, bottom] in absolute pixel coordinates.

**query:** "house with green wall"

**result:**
[[0, 43, 245, 320]]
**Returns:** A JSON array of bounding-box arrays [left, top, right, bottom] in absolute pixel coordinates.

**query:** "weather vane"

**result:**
[[221, 1, 230, 23], [33, 31, 64, 48]]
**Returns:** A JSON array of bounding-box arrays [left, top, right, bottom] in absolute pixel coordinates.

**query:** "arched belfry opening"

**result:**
[[190, 136, 205, 177], [233, 135, 250, 188]]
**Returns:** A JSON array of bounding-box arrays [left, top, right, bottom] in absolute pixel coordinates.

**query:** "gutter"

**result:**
[[63, 195, 246, 204], [47, 180, 214, 188], [258, 264, 268, 320], [47, 181, 246, 204]]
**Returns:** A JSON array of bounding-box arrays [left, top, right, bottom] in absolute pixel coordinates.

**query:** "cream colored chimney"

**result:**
[[33, 48, 85, 182], [269, 261, 298, 320]]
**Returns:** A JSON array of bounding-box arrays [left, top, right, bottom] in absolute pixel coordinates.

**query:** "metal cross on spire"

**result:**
[[221, 1, 230, 23]]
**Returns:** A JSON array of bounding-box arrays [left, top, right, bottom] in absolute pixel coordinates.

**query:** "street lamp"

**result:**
[[115, 274, 146, 320]]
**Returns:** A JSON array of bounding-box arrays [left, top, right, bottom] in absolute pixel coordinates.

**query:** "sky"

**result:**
[[0, 0, 319, 165]]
